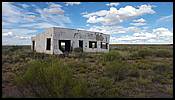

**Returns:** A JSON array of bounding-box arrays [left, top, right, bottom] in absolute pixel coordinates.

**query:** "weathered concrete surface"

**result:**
[[31, 27, 110, 54], [32, 28, 54, 54]]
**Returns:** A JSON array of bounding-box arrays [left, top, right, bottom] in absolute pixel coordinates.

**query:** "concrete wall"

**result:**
[[52, 27, 110, 54], [31, 28, 54, 54], [32, 27, 110, 54]]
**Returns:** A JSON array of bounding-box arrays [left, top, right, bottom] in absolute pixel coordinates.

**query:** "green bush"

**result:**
[[129, 48, 172, 59], [137, 77, 152, 86], [9, 46, 21, 52], [137, 49, 153, 58], [103, 51, 122, 61], [153, 49, 172, 57], [130, 48, 153, 59], [14, 57, 88, 98], [4, 45, 173, 98], [133, 61, 153, 70], [86, 77, 115, 98], [129, 51, 141, 59], [105, 61, 130, 81], [128, 66, 140, 78], [153, 64, 168, 74], [152, 75, 169, 84], [71, 78, 88, 98]]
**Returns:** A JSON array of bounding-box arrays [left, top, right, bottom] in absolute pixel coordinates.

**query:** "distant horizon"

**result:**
[[2, 2, 173, 45], [2, 43, 173, 46]]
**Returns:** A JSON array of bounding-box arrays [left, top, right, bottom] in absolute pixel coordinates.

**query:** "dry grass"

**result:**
[[2, 45, 173, 98]]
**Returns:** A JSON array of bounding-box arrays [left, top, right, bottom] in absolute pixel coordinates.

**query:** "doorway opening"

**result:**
[[59, 40, 71, 53], [79, 40, 83, 48], [32, 40, 35, 51], [46, 38, 51, 50]]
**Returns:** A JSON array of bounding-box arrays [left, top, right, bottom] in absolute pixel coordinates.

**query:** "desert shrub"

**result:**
[[137, 77, 152, 86], [153, 49, 173, 57], [129, 51, 141, 59], [103, 51, 122, 61], [97, 77, 114, 90], [105, 61, 130, 81], [129, 48, 153, 59], [14, 57, 88, 98], [128, 66, 140, 78], [32, 52, 51, 60], [71, 78, 88, 98], [152, 75, 170, 84], [103, 87, 121, 98], [166, 86, 173, 95], [152, 64, 169, 74], [130, 48, 172, 59], [86, 77, 115, 98], [9, 46, 21, 52], [133, 61, 153, 70], [97, 78, 117, 97], [117, 51, 130, 60], [137, 48, 154, 58], [76, 62, 89, 73], [76, 53, 86, 59]]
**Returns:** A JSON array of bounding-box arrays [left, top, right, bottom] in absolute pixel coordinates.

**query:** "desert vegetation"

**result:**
[[2, 44, 173, 98]]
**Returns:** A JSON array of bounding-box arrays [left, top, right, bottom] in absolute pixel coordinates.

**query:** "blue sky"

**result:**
[[2, 2, 173, 45]]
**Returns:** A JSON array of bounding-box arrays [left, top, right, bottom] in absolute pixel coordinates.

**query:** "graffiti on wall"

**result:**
[[96, 34, 104, 41]]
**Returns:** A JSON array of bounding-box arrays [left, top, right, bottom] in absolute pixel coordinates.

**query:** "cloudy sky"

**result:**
[[2, 2, 173, 45]]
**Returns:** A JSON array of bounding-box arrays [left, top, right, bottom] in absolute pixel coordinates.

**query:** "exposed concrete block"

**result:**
[[31, 27, 110, 54]]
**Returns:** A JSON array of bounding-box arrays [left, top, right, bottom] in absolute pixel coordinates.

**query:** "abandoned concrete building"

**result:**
[[31, 27, 110, 54]]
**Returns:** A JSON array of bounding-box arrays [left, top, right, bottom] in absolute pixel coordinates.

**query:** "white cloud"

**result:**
[[2, 2, 71, 45], [130, 22, 146, 26], [2, 2, 20, 16], [3, 2, 71, 26], [15, 35, 31, 40], [87, 24, 172, 44], [106, 2, 119, 7], [2, 28, 37, 45], [2, 2, 23, 23], [3, 28, 38, 34], [27, 23, 61, 29], [153, 27, 173, 37], [17, 22, 60, 30], [83, 10, 108, 18], [2, 3, 39, 24], [88, 25, 143, 35], [133, 18, 146, 23], [110, 27, 173, 44], [2, 2, 71, 34], [1, 2, 70, 45], [35, 3, 71, 26], [2, 2, 41, 25], [77, 28, 86, 31], [156, 15, 173, 23], [130, 18, 147, 26], [2, 32, 14, 38], [49, 3, 62, 8], [82, 4, 155, 25], [21, 4, 30, 8], [2, 28, 38, 42], [65, 2, 81, 6], [42, 3, 64, 15]]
